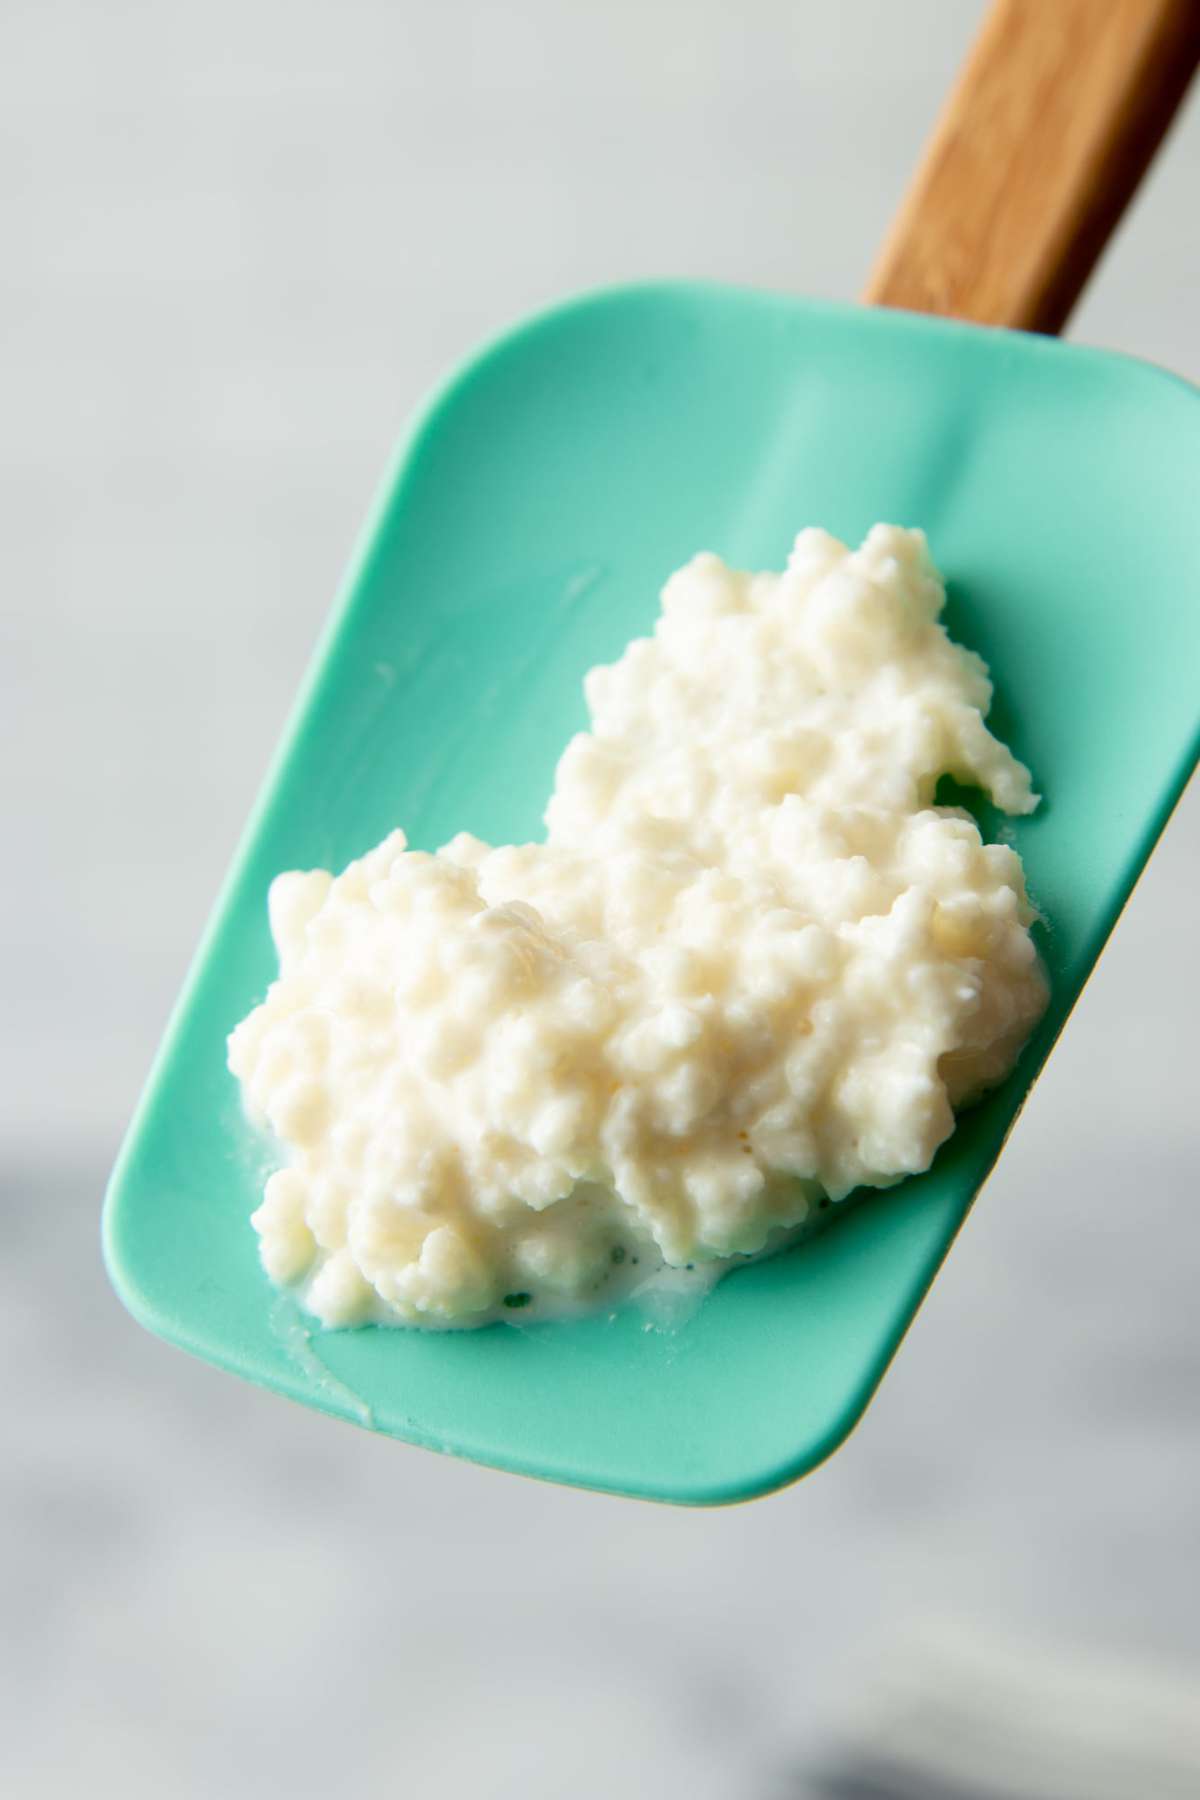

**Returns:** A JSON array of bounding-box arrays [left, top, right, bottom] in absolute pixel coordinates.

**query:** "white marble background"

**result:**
[[3, 2, 1198, 1794]]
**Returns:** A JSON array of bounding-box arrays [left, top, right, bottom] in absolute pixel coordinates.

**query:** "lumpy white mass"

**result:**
[[229, 526, 1048, 1327]]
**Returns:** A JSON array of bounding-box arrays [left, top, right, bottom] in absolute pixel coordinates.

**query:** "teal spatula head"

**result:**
[[103, 282, 1200, 1503]]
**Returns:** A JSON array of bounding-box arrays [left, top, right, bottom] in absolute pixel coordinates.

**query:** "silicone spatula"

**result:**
[[104, 0, 1200, 1504]]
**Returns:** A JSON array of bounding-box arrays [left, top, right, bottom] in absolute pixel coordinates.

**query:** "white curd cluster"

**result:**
[[229, 526, 1047, 1326]]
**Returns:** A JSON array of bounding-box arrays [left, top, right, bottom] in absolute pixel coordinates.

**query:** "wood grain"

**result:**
[[864, 0, 1200, 333]]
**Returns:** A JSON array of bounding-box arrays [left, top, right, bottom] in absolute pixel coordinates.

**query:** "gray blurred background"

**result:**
[[3, 1, 1198, 1794]]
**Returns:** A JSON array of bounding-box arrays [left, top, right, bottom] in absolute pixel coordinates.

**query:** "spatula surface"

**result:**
[[104, 282, 1200, 1502]]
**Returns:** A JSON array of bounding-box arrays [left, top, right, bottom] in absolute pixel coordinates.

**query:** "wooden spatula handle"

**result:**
[[864, 0, 1200, 333]]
